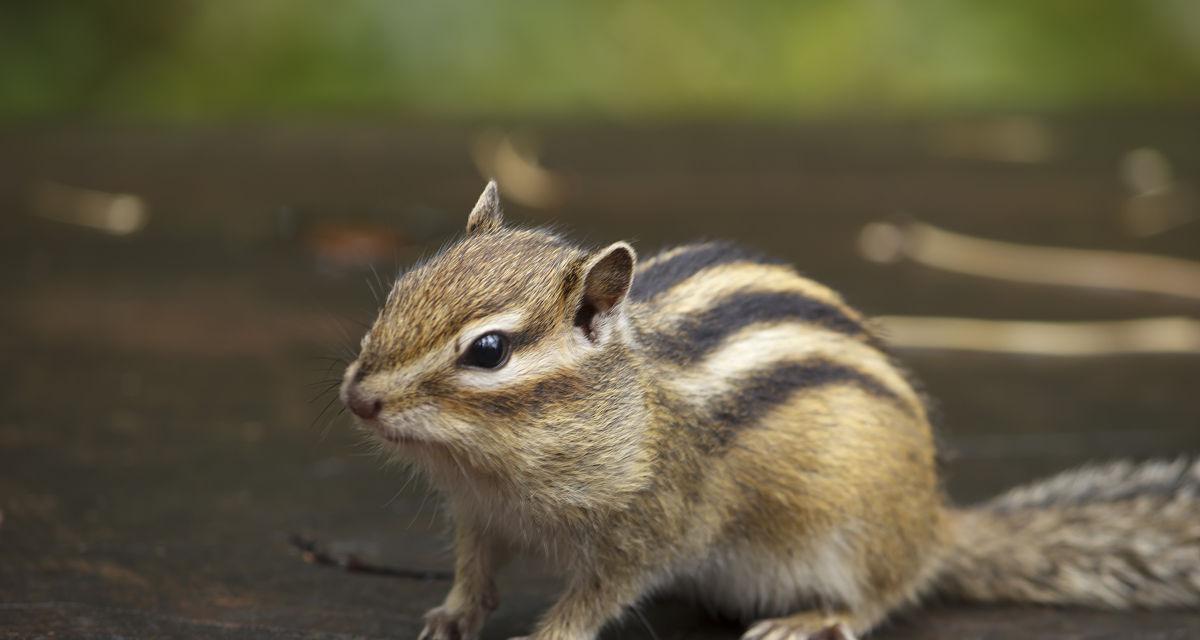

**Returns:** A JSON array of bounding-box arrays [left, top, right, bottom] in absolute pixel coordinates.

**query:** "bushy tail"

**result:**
[[937, 458, 1200, 608]]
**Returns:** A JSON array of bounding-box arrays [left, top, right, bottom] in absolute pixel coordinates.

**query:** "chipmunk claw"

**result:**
[[742, 618, 858, 640], [418, 604, 484, 640], [808, 625, 856, 640]]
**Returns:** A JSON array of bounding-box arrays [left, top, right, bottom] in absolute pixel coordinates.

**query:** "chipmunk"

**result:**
[[340, 181, 1200, 640]]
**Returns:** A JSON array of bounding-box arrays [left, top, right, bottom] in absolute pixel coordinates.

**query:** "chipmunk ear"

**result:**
[[466, 180, 504, 235], [573, 242, 636, 340]]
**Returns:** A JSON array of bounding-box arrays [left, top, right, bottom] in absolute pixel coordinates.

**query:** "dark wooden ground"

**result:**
[[2, 118, 1199, 638]]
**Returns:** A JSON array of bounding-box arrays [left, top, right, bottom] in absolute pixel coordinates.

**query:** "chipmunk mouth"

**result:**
[[366, 420, 420, 446], [377, 430, 420, 446], [368, 405, 439, 447]]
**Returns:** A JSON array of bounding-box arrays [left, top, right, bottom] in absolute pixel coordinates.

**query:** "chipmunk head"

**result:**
[[341, 181, 650, 508]]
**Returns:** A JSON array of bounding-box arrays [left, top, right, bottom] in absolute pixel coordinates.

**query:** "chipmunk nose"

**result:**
[[343, 384, 382, 420]]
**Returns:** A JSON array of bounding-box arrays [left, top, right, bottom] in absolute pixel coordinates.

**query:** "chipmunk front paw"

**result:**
[[418, 604, 486, 640], [742, 617, 858, 640]]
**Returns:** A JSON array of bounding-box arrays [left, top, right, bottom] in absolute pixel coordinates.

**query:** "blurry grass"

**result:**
[[3, 0, 1200, 122]]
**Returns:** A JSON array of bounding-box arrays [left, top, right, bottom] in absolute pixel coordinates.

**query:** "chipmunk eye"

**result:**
[[462, 332, 510, 369]]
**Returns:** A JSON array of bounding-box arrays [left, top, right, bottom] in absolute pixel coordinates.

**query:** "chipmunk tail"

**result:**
[[936, 458, 1200, 608]]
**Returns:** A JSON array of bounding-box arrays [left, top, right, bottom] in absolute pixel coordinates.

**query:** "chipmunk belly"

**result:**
[[670, 530, 867, 619]]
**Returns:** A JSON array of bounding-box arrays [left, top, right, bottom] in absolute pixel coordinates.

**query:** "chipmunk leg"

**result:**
[[511, 565, 649, 640], [741, 612, 863, 640], [419, 522, 506, 640]]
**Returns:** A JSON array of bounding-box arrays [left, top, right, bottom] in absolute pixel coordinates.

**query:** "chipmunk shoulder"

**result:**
[[341, 182, 1200, 640]]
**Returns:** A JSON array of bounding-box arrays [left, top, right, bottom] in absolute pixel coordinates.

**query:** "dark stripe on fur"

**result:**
[[455, 372, 591, 419], [508, 328, 546, 352], [641, 290, 879, 365], [630, 242, 787, 302], [697, 358, 909, 452]]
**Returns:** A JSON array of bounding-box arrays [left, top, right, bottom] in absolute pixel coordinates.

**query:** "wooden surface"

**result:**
[[2, 118, 1199, 638]]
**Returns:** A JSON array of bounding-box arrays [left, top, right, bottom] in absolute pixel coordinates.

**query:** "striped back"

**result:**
[[630, 242, 926, 451]]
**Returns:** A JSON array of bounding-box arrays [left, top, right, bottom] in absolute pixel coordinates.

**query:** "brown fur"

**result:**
[[942, 458, 1200, 609], [341, 183, 1200, 640]]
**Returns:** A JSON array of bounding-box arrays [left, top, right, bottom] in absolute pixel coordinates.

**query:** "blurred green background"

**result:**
[[5, 0, 1200, 122]]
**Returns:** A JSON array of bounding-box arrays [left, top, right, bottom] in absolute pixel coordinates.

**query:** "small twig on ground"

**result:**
[[288, 533, 453, 581]]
